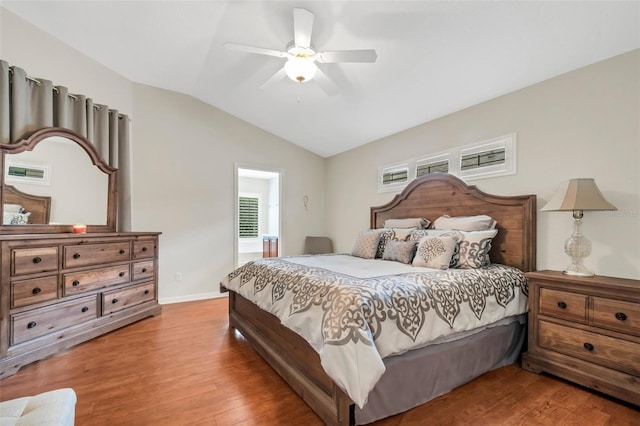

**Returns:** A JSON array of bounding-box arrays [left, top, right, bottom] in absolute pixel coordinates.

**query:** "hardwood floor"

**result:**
[[0, 298, 637, 425]]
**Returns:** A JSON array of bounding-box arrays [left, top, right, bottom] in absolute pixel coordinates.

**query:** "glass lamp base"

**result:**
[[563, 214, 594, 277], [562, 264, 595, 277]]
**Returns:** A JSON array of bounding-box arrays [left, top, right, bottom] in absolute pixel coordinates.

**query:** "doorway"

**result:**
[[235, 165, 282, 268]]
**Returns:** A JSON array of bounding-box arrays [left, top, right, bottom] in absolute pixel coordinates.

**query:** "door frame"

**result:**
[[234, 163, 284, 269]]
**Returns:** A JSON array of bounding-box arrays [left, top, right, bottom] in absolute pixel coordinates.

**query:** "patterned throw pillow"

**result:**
[[412, 235, 459, 269], [382, 240, 417, 264], [376, 228, 415, 258], [409, 229, 499, 268], [351, 229, 386, 259]]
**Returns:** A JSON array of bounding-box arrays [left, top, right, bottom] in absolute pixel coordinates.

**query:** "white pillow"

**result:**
[[413, 235, 459, 269], [432, 215, 497, 231], [3, 203, 23, 214], [3, 211, 31, 225]]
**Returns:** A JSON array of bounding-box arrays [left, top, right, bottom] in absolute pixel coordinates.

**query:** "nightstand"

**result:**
[[522, 270, 640, 406]]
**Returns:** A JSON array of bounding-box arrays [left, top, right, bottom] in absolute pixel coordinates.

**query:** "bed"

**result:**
[[3, 184, 51, 224], [221, 173, 536, 425]]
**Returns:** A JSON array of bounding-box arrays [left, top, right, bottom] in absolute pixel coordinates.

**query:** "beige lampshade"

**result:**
[[541, 178, 617, 212]]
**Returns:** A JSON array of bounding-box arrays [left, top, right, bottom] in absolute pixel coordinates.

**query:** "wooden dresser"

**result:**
[[0, 232, 162, 378], [522, 270, 640, 406]]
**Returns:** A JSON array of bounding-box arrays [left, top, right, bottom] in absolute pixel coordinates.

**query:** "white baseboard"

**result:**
[[159, 291, 228, 305]]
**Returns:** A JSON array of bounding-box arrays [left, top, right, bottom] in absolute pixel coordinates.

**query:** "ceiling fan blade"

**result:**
[[316, 50, 378, 63], [260, 67, 287, 90], [313, 67, 339, 96], [293, 8, 314, 49], [224, 42, 287, 59]]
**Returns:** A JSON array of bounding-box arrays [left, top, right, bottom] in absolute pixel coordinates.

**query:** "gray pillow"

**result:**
[[382, 240, 417, 264]]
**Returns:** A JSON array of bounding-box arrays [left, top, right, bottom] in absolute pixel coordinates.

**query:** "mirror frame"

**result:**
[[0, 127, 117, 234]]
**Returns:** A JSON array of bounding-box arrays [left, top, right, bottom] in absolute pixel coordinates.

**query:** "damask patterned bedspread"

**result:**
[[221, 254, 528, 408]]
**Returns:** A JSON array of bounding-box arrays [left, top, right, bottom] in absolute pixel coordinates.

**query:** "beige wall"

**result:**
[[132, 84, 325, 301], [326, 50, 640, 279], [1, 8, 326, 302]]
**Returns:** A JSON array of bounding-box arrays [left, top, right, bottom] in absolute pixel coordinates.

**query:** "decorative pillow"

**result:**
[[383, 217, 430, 229], [412, 236, 459, 269], [376, 228, 415, 258], [351, 229, 386, 259], [450, 229, 499, 268], [382, 240, 417, 264], [432, 215, 497, 231], [3, 203, 23, 214]]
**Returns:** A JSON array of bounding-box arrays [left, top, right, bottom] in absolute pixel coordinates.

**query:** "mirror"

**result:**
[[1, 127, 117, 234]]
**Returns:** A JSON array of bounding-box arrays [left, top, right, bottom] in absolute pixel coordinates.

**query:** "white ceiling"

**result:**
[[2, 1, 638, 158]]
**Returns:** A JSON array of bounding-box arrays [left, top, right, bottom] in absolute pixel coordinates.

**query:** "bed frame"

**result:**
[[3, 185, 51, 224], [226, 174, 536, 425]]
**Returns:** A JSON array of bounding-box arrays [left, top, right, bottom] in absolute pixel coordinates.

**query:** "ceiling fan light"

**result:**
[[284, 55, 317, 83]]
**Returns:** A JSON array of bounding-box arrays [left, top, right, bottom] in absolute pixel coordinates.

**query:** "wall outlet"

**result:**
[[175, 272, 183, 281]]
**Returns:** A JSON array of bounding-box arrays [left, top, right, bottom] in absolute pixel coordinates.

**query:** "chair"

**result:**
[[0, 388, 77, 426], [304, 236, 333, 255]]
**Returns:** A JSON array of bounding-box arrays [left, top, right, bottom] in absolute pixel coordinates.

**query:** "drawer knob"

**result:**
[[142, 247, 148, 252], [81, 306, 89, 313], [144, 290, 150, 295], [557, 301, 567, 309], [142, 268, 148, 273], [583, 342, 594, 351], [119, 272, 126, 277], [73, 253, 81, 259], [615, 312, 627, 321], [72, 280, 80, 287], [112, 298, 118, 304], [27, 321, 37, 329], [32, 287, 42, 295], [32, 256, 42, 264], [119, 249, 126, 255]]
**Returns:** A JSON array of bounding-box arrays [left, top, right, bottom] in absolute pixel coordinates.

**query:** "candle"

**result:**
[[72, 224, 87, 234]]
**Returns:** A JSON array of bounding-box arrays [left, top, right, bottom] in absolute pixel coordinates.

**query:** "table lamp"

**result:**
[[540, 178, 617, 277]]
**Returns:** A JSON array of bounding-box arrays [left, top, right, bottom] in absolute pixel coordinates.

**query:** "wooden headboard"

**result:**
[[3, 185, 51, 225], [371, 174, 536, 272]]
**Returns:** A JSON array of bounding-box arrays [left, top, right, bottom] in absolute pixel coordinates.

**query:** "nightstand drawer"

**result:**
[[539, 288, 587, 323], [538, 320, 640, 376], [592, 297, 640, 336]]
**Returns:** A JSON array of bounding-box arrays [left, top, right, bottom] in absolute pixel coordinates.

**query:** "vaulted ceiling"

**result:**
[[2, 1, 638, 157]]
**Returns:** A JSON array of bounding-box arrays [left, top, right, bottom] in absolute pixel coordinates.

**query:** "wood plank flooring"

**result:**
[[0, 298, 637, 425]]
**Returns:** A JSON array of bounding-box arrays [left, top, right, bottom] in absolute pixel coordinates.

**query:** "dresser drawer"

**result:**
[[133, 240, 155, 260], [132, 260, 154, 281], [11, 295, 98, 345], [102, 282, 155, 315], [538, 320, 640, 376], [539, 288, 587, 323], [63, 242, 130, 268], [11, 276, 58, 308], [592, 297, 640, 336], [63, 265, 130, 296], [11, 247, 58, 276]]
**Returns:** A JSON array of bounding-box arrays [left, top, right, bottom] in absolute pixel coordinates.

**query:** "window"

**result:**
[[458, 134, 516, 180], [416, 155, 450, 177], [238, 196, 260, 238], [378, 163, 409, 192], [5, 161, 51, 185]]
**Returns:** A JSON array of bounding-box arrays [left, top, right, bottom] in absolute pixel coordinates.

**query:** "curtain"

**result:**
[[0, 59, 131, 231]]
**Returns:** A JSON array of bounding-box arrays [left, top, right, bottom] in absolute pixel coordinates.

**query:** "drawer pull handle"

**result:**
[[33, 256, 42, 264], [119, 249, 126, 255], [119, 272, 126, 277], [142, 268, 148, 273], [142, 247, 148, 252], [144, 290, 150, 295], [27, 321, 37, 329], [81, 306, 89, 313], [583, 342, 594, 351], [557, 301, 567, 309], [72, 280, 80, 287], [615, 312, 627, 321], [32, 287, 42, 295], [73, 253, 81, 259], [112, 298, 118, 304]]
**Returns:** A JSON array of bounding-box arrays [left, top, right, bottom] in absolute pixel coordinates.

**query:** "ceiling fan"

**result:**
[[224, 8, 377, 96]]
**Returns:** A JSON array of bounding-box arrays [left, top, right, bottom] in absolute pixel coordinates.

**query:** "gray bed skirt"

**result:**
[[355, 314, 527, 425]]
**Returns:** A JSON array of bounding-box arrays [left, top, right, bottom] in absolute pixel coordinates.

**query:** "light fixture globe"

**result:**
[[284, 54, 317, 83]]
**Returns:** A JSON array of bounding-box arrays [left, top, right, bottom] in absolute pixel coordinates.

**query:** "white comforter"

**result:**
[[221, 254, 528, 408]]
